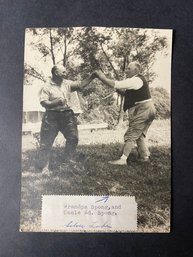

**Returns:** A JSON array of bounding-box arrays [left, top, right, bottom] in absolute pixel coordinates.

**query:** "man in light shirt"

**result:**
[[39, 65, 94, 174], [94, 62, 156, 165]]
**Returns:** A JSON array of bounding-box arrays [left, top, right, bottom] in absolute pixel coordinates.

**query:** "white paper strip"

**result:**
[[41, 195, 137, 232]]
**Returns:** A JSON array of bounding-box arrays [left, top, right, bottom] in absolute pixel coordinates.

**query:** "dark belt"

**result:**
[[46, 109, 72, 113]]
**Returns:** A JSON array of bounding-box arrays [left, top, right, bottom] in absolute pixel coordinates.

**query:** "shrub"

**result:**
[[150, 87, 170, 119], [78, 86, 170, 126]]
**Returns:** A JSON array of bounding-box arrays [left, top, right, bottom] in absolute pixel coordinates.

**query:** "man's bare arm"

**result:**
[[40, 98, 64, 108], [71, 74, 95, 91], [94, 71, 115, 88]]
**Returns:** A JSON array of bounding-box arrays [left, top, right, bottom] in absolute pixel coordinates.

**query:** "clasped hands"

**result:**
[[56, 97, 67, 106], [90, 70, 104, 80]]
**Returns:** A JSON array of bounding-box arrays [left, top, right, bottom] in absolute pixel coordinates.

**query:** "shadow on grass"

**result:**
[[20, 143, 171, 232]]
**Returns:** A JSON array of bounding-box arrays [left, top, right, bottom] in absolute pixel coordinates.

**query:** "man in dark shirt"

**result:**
[[94, 62, 156, 165], [39, 65, 94, 174]]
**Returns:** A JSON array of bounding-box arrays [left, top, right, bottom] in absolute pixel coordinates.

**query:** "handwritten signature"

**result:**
[[64, 221, 85, 229], [64, 220, 112, 229], [89, 221, 112, 229]]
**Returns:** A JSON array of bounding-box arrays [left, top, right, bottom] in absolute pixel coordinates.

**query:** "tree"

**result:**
[[24, 63, 46, 85], [150, 87, 170, 119], [24, 27, 169, 126], [76, 27, 168, 127]]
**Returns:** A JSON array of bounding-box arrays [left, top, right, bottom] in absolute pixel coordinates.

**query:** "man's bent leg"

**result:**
[[136, 107, 155, 161], [136, 134, 150, 160], [60, 110, 79, 160], [108, 140, 134, 165], [109, 113, 148, 165], [39, 112, 58, 171], [109, 102, 156, 165], [123, 140, 135, 157]]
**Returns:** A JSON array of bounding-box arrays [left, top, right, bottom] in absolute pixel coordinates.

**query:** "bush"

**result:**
[[150, 87, 170, 119], [78, 86, 170, 126]]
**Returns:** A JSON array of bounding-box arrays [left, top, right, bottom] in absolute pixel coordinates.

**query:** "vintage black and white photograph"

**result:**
[[20, 27, 172, 232]]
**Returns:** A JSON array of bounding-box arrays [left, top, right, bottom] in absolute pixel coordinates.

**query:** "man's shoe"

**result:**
[[108, 158, 127, 165]]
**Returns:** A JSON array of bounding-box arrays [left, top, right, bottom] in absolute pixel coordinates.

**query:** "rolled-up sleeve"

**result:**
[[39, 87, 50, 103], [115, 77, 143, 90]]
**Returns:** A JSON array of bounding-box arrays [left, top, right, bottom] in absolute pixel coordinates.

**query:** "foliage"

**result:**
[[25, 27, 168, 80], [24, 27, 169, 124], [77, 85, 170, 127], [150, 87, 170, 119], [24, 63, 46, 84]]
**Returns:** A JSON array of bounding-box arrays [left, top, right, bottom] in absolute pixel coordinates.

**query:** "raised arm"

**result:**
[[94, 70, 115, 88], [70, 73, 95, 91], [95, 70, 143, 91]]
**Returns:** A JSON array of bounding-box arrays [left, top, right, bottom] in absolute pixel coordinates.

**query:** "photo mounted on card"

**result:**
[[20, 27, 172, 232]]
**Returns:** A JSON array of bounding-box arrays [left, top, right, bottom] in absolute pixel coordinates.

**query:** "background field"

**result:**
[[20, 119, 170, 232]]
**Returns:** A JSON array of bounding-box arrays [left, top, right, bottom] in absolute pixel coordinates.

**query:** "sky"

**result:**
[[150, 29, 172, 92]]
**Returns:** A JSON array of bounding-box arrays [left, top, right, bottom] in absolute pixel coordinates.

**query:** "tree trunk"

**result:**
[[100, 44, 127, 128], [93, 57, 105, 72], [116, 55, 128, 128], [122, 55, 128, 73], [116, 95, 124, 129], [25, 64, 46, 82], [100, 43, 119, 79], [49, 29, 55, 65], [63, 30, 67, 67]]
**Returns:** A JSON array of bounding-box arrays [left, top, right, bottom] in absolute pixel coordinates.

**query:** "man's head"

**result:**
[[51, 65, 67, 80], [127, 61, 141, 78]]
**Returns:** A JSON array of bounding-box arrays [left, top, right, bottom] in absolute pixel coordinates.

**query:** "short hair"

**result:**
[[51, 65, 58, 76], [51, 65, 66, 77]]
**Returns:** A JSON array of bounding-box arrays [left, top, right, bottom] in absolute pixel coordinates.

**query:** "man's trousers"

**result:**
[[39, 109, 78, 168], [123, 101, 156, 158]]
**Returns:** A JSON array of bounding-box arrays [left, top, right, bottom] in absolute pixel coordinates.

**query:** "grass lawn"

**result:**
[[20, 119, 171, 232]]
